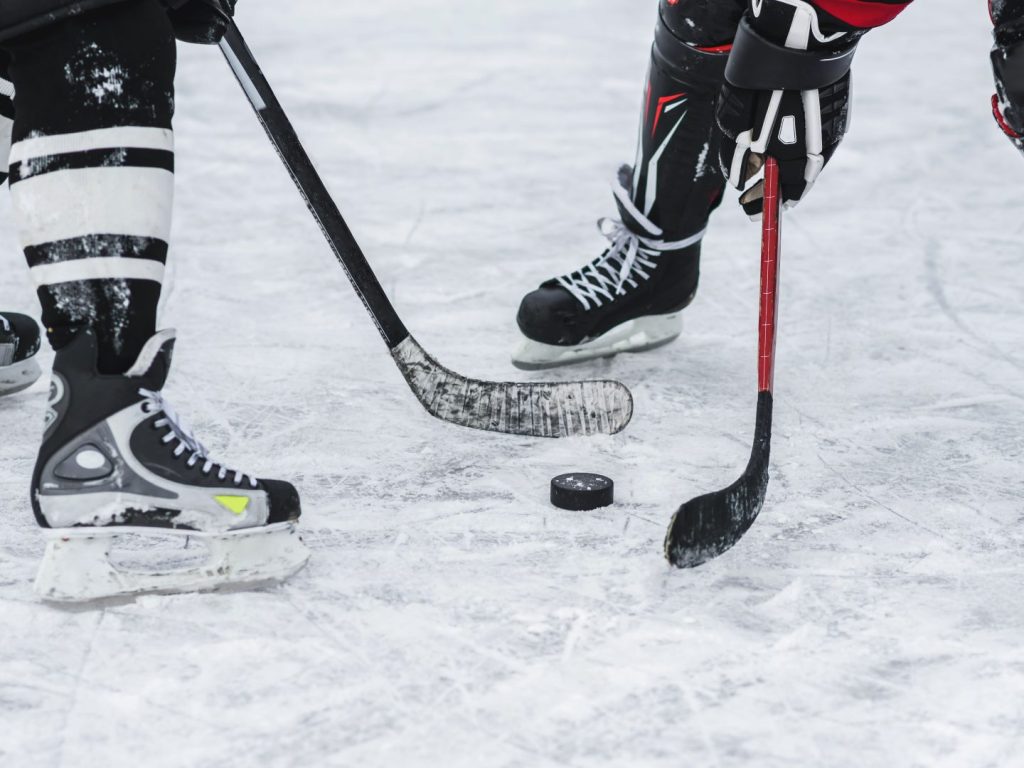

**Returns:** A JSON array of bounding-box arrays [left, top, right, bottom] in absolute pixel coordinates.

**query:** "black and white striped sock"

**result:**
[[0, 70, 13, 187], [9, 126, 175, 371], [2, 0, 177, 374]]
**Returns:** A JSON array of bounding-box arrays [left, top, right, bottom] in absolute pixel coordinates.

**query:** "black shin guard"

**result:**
[[2, 0, 176, 374], [512, 1, 746, 365], [628, 0, 743, 240]]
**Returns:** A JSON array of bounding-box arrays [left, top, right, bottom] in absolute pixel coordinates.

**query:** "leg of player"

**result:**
[[511, 0, 745, 370], [1, 0, 309, 602], [0, 57, 42, 396]]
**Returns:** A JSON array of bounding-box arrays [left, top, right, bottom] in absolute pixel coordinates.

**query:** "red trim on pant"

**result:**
[[992, 94, 1024, 138], [811, 0, 912, 29]]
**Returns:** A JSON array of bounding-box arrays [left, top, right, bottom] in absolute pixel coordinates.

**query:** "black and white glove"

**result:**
[[163, 0, 236, 45], [716, 0, 862, 216], [991, 0, 1024, 154]]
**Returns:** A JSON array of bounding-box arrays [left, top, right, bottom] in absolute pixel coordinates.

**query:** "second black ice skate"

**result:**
[[0, 312, 42, 396], [512, 169, 704, 370]]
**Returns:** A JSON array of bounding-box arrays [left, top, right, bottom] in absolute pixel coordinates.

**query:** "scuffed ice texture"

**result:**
[[393, 336, 633, 437], [1, 0, 1023, 765]]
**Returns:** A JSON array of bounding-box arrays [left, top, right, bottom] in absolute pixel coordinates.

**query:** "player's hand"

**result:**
[[991, 3, 1024, 155], [163, 0, 236, 45], [715, 0, 859, 217]]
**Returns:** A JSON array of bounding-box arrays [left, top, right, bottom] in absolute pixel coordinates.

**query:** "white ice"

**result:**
[[2, 0, 1023, 765]]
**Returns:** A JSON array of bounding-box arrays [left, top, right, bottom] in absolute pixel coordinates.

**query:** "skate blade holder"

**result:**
[[34, 522, 310, 603]]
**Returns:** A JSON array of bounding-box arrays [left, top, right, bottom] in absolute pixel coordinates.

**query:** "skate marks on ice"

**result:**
[[908, 194, 1024, 385], [392, 335, 633, 438]]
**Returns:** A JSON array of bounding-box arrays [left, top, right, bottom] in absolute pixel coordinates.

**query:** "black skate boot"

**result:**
[[513, 167, 706, 370], [32, 328, 309, 602], [512, 7, 730, 370], [0, 312, 42, 396]]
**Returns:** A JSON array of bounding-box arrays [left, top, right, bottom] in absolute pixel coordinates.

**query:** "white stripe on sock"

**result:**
[[8, 126, 173, 164], [30, 257, 165, 286], [0, 78, 13, 99], [10, 166, 174, 247]]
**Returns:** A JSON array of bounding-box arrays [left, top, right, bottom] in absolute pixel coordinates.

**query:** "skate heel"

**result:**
[[34, 532, 123, 603]]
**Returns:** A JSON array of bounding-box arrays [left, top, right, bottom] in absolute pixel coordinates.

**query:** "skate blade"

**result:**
[[511, 313, 682, 371], [34, 522, 310, 604], [0, 357, 43, 396]]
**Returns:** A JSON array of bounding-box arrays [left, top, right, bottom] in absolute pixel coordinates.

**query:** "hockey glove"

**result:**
[[163, 0, 236, 45], [991, 0, 1024, 154], [716, 0, 860, 216]]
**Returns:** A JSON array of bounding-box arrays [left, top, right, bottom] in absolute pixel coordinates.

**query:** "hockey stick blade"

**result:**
[[394, 337, 632, 437], [664, 391, 771, 566], [664, 156, 782, 566], [220, 24, 633, 438]]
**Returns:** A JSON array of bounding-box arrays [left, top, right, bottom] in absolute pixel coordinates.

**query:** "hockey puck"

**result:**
[[550, 473, 614, 511]]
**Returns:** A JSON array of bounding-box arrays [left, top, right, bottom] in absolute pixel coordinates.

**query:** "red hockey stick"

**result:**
[[664, 156, 781, 567]]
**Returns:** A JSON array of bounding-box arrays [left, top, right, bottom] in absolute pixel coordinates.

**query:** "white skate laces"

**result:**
[[139, 388, 258, 488], [556, 183, 705, 311]]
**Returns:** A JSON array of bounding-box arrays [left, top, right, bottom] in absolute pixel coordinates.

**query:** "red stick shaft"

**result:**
[[757, 157, 781, 394]]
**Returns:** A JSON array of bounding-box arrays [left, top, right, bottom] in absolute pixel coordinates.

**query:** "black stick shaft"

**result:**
[[219, 23, 409, 348]]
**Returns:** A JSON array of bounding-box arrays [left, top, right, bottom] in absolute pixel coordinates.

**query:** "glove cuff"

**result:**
[[725, 17, 856, 90], [652, 14, 729, 87]]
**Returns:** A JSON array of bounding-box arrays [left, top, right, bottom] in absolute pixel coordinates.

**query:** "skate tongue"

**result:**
[[125, 329, 176, 389]]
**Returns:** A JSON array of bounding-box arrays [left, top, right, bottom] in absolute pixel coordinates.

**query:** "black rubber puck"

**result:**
[[550, 473, 614, 511]]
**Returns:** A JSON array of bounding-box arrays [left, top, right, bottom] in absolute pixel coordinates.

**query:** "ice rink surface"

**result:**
[[2, 0, 1023, 765]]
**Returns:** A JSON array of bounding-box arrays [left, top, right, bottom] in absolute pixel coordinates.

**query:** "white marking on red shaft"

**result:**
[[758, 157, 781, 395]]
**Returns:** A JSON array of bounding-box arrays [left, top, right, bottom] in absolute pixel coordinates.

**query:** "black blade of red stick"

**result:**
[[664, 157, 781, 568], [664, 392, 773, 567]]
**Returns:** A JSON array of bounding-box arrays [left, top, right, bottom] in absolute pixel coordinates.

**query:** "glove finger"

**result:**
[[743, 151, 763, 184]]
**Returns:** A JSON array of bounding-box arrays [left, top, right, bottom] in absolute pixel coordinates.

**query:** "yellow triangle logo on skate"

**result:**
[[215, 495, 251, 515]]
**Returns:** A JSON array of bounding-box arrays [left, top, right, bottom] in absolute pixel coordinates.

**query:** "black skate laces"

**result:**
[[139, 388, 258, 488], [556, 182, 704, 311]]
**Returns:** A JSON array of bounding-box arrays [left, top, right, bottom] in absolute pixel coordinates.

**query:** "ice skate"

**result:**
[[0, 312, 42, 396], [512, 168, 704, 371], [513, 11, 729, 371], [32, 328, 310, 602]]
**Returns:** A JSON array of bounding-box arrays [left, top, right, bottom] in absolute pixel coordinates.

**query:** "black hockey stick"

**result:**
[[664, 156, 781, 567], [218, 23, 633, 438]]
